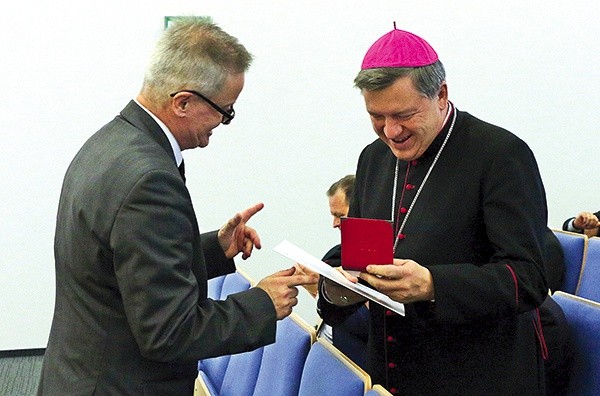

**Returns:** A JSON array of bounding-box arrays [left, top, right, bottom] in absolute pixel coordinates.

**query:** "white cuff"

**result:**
[[567, 218, 582, 232]]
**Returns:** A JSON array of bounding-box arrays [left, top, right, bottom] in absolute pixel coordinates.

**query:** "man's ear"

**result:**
[[437, 82, 448, 110], [171, 92, 191, 117]]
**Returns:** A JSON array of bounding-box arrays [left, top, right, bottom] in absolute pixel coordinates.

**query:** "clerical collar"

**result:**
[[134, 99, 183, 167]]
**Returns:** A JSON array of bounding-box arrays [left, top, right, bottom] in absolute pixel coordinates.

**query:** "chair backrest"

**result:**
[[552, 229, 588, 293], [253, 313, 317, 396], [575, 237, 600, 302], [298, 339, 372, 396], [365, 384, 393, 395], [197, 271, 253, 395], [197, 355, 230, 395], [551, 291, 600, 396], [219, 271, 252, 298], [219, 347, 264, 396]]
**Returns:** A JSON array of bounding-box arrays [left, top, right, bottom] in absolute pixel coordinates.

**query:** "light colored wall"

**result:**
[[0, 0, 598, 350]]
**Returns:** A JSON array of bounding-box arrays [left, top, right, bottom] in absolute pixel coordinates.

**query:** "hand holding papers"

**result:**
[[273, 240, 405, 315]]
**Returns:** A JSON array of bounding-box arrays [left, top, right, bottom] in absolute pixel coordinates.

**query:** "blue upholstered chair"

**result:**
[[197, 347, 264, 396], [196, 271, 253, 395], [551, 291, 600, 396], [252, 313, 316, 396], [575, 237, 600, 302], [219, 270, 252, 297], [298, 338, 371, 396], [197, 355, 229, 395], [219, 347, 264, 395], [552, 229, 588, 293]]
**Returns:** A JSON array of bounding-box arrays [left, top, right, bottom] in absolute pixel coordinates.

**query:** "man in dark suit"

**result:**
[[38, 17, 316, 395], [296, 175, 370, 368]]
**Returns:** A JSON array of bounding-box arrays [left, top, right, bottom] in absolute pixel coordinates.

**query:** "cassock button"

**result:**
[[388, 362, 397, 369], [411, 160, 419, 166], [390, 387, 398, 394], [397, 233, 406, 240], [387, 335, 396, 343], [400, 207, 407, 214], [385, 310, 394, 316], [405, 183, 414, 190]]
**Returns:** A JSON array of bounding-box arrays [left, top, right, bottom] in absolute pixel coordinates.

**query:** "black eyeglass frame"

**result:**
[[170, 90, 235, 125]]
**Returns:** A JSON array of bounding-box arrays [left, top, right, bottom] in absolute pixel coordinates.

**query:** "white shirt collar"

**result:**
[[134, 99, 183, 166]]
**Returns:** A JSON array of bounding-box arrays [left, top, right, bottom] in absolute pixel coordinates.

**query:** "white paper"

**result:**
[[273, 240, 405, 316]]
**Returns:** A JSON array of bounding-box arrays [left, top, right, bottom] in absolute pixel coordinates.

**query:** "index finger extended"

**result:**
[[287, 273, 319, 287], [240, 202, 265, 222]]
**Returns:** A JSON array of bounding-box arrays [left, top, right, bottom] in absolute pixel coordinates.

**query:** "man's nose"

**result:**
[[384, 119, 403, 139], [333, 217, 341, 228]]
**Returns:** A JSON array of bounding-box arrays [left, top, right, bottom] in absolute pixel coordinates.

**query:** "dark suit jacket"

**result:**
[[319, 109, 549, 395], [544, 227, 565, 292], [38, 101, 276, 395], [321, 245, 369, 369], [562, 211, 600, 236]]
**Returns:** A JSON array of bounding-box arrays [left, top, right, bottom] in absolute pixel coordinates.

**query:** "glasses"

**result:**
[[170, 90, 235, 125]]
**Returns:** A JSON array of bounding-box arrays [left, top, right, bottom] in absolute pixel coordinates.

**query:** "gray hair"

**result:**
[[141, 16, 253, 106], [353, 60, 446, 98]]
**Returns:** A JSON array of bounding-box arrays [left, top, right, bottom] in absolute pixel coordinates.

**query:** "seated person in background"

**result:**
[[562, 210, 600, 237], [296, 174, 369, 368]]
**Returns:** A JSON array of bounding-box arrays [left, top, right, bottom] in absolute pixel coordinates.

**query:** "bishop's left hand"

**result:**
[[218, 202, 264, 259]]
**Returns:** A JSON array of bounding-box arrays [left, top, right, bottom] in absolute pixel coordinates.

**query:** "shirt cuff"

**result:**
[[567, 218, 582, 232]]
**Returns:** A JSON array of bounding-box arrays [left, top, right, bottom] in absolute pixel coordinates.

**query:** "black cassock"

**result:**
[[320, 106, 549, 395]]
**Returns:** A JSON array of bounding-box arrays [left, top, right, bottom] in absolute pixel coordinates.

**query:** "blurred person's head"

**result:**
[[326, 175, 355, 229]]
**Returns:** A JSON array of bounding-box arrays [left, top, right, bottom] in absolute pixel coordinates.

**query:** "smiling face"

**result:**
[[363, 76, 448, 161]]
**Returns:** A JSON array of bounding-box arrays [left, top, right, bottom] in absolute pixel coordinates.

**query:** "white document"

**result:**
[[273, 240, 405, 316]]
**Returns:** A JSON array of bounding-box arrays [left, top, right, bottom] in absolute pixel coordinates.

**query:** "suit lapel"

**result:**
[[119, 101, 207, 288]]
